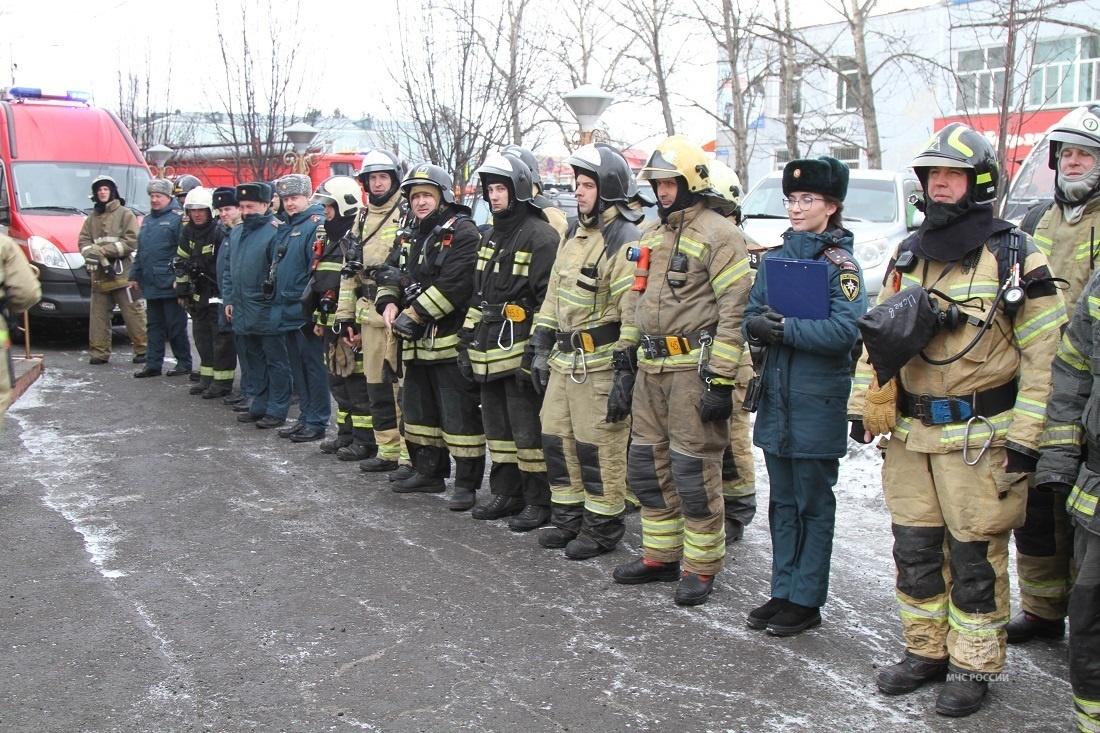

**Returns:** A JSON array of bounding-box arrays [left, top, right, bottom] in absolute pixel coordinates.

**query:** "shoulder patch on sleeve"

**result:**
[[840, 271, 862, 302], [311, 214, 323, 223]]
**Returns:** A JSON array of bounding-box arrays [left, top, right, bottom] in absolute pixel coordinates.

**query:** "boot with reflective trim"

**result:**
[[935, 666, 988, 717], [875, 652, 949, 695]]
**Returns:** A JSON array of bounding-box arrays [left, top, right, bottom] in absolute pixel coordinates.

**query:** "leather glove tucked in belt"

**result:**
[[863, 375, 898, 436], [699, 370, 735, 423], [746, 308, 784, 345], [1004, 448, 1038, 474], [391, 308, 427, 341], [526, 326, 554, 395], [456, 327, 475, 381], [606, 349, 637, 423]]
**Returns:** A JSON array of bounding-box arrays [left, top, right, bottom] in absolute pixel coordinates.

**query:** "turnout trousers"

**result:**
[[401, 360, 485, 490], [88, 286, 146, 361], [323, 328, 374, 450], [764, 453, 838, 608], [1013, 478, 1076, 620], [882, 440, 1027, 672], [363, 323, 401, 462], [482, 375, 550, 508], [1070, 523, 1100, 733], [540, 369, 630, 548], [628, 369, 728, 575], [192, 305, 236, 390], [724, 349, 759, 527]]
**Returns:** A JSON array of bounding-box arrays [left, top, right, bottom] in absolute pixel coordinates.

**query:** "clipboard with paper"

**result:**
[[764, 257, 831, 320]]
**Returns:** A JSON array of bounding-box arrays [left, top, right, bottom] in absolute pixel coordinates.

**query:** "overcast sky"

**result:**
[[3, 0, 934, 156]]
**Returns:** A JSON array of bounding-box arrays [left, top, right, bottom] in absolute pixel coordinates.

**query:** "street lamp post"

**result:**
[[562, 85, 614, 147], [283, 122, 320, 175], [145, 144, 174, 179]]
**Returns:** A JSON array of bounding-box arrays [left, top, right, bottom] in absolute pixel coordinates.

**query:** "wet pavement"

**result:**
[[0, 336, 1073, 732]]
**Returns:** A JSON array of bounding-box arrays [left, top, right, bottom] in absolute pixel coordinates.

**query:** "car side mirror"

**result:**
[[908, 208, 924, 230]]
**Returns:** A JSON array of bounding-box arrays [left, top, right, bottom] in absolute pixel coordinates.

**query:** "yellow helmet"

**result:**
[[707, 158, 742, 206], [638, 136, 711, 193]]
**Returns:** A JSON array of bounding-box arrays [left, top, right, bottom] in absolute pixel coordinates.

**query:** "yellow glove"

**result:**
[[863, 375, 898, 436]]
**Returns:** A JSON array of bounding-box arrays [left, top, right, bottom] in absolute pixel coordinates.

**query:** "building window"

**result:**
[[830, 145, 861, 170], [836, 58, 860, 110], [956, 46, 1009, 112], [774, 149, 791, 170], [1029, 35, 1100, 107]]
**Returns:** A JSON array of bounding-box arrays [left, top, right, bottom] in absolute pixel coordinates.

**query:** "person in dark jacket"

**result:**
[[272, 174, 330, 442], [376, 163, 486, 511], [460, 151, 559, 531], [222, 182, 291, 429], [742, 156, 865, 635], [130, 178, 191, 378]]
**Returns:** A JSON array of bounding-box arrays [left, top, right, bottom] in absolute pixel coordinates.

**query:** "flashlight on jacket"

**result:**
[[627, 246, 650, 292]]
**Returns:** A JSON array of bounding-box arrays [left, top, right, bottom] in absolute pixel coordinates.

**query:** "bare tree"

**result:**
[[688, 0, 773, 187], [948, 0, 1096, 208], [615, 0, 685, 137], [211, 0, 310, 182], [535, 0, 646, 150], [457, 0, 553, 148], [387, 0, 509, 191], [115, 53, 196, 155]]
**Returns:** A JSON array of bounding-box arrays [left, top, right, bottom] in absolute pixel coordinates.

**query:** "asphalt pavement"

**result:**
[[0, 333, 1075, 732]]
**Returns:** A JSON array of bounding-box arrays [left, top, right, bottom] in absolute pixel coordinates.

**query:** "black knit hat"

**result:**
[[236, 182, 273, 204], [212, 186, 237, 209], [782, 156, 849, 201]]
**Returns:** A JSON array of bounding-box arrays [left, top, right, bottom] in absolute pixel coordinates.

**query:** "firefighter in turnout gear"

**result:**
[[611, 135, 752, 606], [376, 163, 486, 510], [1009, 105, 1100, 645], [336, 149, 406, 472], [175, 187, 235, 398], [0, 233, 41, 430], [501, 144, 569, 240], [78, 174, 147, 365], [308, 176, 375, 459], [528, 143, 642, 558], [710, 158, 757, 543], [1035, 267, 1100, 733], [850, 123, 1065, 717], [461, 152, 559, 531]]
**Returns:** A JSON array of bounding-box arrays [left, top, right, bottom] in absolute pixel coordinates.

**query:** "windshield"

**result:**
[[742, 176, 900, 223], [11, 162, 153, 215], [1007, 136, 1055, 204]]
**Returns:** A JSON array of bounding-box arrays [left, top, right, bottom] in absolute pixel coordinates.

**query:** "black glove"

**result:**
[[381, 359, 400, 384], [391, 311, 427, 341], [699, 372, 735, 423], [341, 323, 361, 339], [1004, 448, 1038, 474], [372, 265, 406, 289], [1036, 481, 1072, 495], [457, 349, 474, 381], [527, 327, 555, 395], [606, 349, 637, 423], [746, 308, 785, 345], [849, 420, 873, 444]]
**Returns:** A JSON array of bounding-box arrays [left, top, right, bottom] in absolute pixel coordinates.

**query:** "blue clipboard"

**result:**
[[764, 257, 830, 320]]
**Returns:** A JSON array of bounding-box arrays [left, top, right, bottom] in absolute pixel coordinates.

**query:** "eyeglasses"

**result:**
[[781, 195, 826, 211]]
